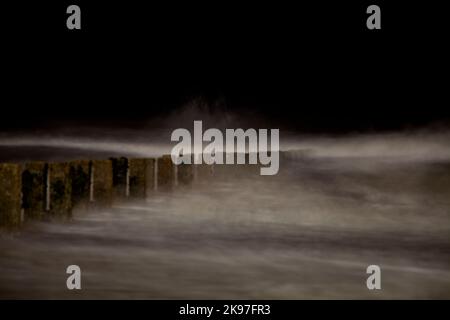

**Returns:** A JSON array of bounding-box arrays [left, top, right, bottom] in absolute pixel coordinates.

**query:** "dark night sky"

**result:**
[[2, 1, 449, 133]]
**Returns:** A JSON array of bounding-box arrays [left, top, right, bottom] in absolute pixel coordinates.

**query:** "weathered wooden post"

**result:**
[[157, 155, 175, 191], [48, 162, 72, 218], [128, 158, 147, 198], [91, 159, 113, 207], [0, 163, 22, 229], [69, 160, 91, 209], [111, 157, 129, 199], [21, 162, 47, 220], [144, 158, 157, 195]]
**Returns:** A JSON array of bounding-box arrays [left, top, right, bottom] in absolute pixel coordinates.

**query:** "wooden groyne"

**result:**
[[0, 155, 200, 230], [1, 151, 292, 230]]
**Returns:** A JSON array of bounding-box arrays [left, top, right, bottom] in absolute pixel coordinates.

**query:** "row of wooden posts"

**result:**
[[0, 155, 213, 230]]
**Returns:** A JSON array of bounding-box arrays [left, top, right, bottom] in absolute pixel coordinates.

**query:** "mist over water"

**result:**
[[1, 127, 450, 299]]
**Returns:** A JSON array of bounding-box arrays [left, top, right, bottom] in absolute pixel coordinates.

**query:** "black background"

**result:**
[[1, 1, 449, 132]]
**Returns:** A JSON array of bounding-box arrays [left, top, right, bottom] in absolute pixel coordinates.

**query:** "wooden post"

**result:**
[[21, 162, 47, 220], [69, 160, 91, 209], [0, 163, 22, 229], [111, 157, 129, 199], [144, 158, 156, 196], [48, 162, 72, 218], [129, 158, 147, 198], [157, 155, 175, 191], [91, 160, 113, 207]]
